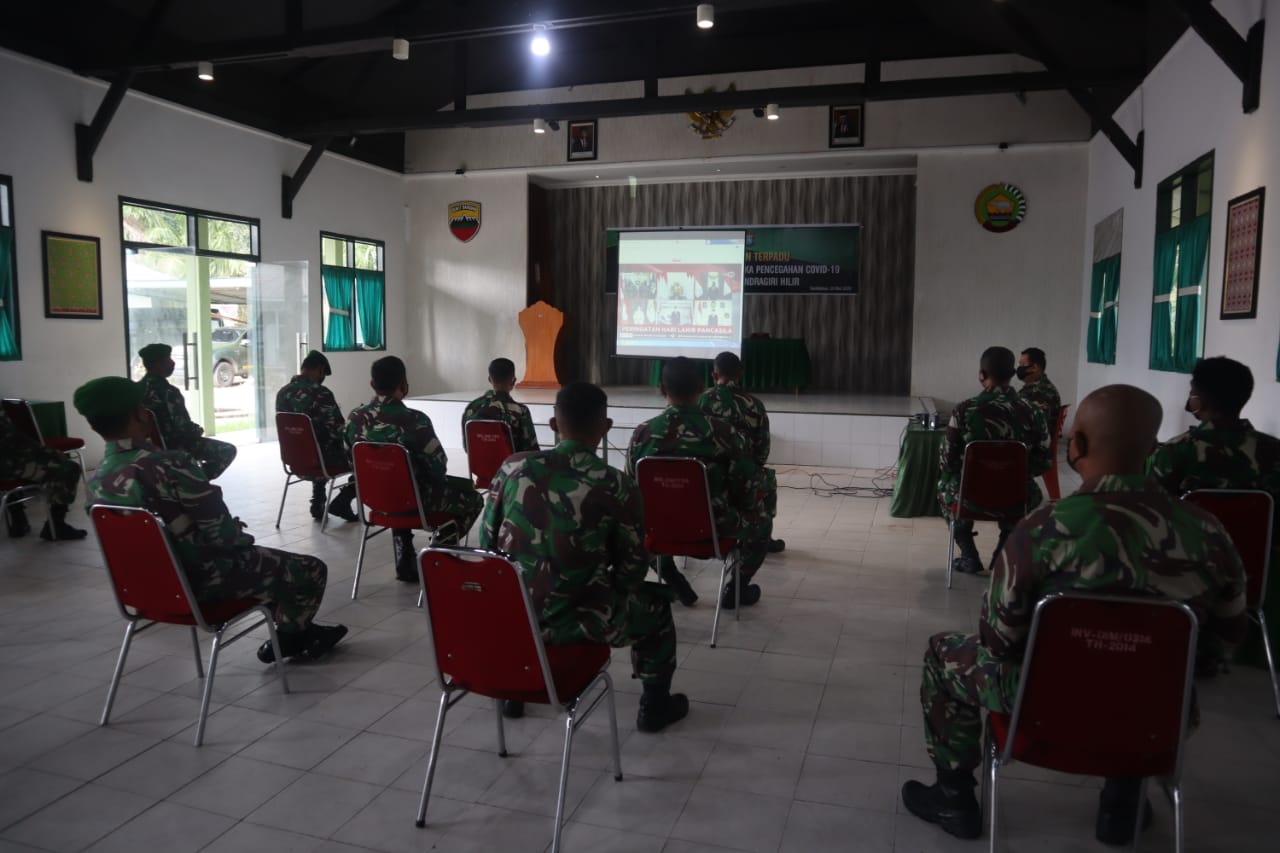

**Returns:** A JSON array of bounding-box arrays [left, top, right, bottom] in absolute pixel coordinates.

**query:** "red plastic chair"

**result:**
[[464, 419, 515, 490], [1042, 404, 1071, 501], [1183, 489, 1277, 717], [635, 456, 739, 648], [412, 546, 621, 853], [140, 406, 166, 449], [89, 504, 290, 746], [350, 441, 460, 600], [274, 412, 353, 531], [946, 440, 1029, 589], [3, 397, 87, 483]]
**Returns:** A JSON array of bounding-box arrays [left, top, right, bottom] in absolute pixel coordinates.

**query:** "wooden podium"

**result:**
[[517, 300, 563, 389]]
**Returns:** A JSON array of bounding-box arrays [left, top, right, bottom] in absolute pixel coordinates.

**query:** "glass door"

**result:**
[[251, 261, 309, 441]]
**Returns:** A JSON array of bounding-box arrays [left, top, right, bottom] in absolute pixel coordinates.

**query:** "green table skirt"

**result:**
[[647, 338, 811, 390], [890, 424, 944, 518], [30, 400, 69, 439]]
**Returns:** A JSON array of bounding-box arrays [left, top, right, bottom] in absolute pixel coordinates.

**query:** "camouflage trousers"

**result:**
[[920, 631, 1019, 772], [722, 504, 771, 583], [544, 581, 678, 687], [415, 474, 484, 543], [763, 467, 778, 541], [0, 446, 80, 507], [192, 546, 328, 633], [177, 437, 237, 481]]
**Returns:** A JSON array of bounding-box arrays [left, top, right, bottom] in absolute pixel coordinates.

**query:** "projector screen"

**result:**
[[615, 230, 746, 359]]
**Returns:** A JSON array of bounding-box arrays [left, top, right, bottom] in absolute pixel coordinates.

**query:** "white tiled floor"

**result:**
[[2, 444, 1278, 853]]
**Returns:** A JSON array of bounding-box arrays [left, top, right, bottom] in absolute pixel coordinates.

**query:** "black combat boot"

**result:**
[[39, 504, 87, 541], [393, 531, 418, 582], [1095, 777, 1152, 846], [309, 481, 327, 521], [658, 556, 698, 607], [900, 769, 982, 840], [256, 622, 348, 663], [720, 580, 761, 610], [767, 538, 786, 553], [501, 700, 525, 719], [326, 482, 358, 522], [951, 529, 983, 575], [6, 504, 31, 538], [636, 677, 689, 733]]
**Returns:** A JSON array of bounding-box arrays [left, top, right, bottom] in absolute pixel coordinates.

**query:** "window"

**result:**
[[1150, 153, 1213, 373], [1087, 209, 1123, 365], [0, 176, 20, 360], [320, 231, 385, 351]]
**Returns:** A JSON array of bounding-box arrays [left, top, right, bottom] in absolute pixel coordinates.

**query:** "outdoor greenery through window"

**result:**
[[0, 176, 20, 361], [1150, 152, 1213, 373], [321, 231, 385, 351]]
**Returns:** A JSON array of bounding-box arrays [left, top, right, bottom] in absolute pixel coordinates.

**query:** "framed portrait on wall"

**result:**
[[828, 105, 864, 148], [42, 231, 103, 319], [1220, 187, 1265, 319], [567, 120, 598, 161]]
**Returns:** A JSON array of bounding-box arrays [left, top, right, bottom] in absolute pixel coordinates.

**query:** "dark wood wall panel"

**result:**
[[541, 174, 916, 392]]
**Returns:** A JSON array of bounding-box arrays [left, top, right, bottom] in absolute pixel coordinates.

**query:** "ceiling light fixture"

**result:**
[[392, 38, 410, 60], [696, 4, 715, 29], [533, 118, 549, 134], [530, 25, 551, 56], [197, 61, 214, 81], [765, 103, 780, 120]]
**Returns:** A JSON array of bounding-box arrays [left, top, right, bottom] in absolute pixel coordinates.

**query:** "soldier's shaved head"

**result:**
[[1069, 384, 1163, 478], [661, 357, 704, 403], [552, 382, 611, 445], [979, 347, 1016, 383]]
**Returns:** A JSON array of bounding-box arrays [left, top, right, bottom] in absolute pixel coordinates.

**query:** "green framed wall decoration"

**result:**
[[42, 231, 103, 319]]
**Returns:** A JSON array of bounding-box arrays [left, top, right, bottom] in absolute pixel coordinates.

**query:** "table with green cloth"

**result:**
[[890, 423, 945, 518], [647, 338, 811, 390], [30, 400, 69, 439]]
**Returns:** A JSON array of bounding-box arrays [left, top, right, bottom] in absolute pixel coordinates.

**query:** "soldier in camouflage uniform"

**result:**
[[480, 382, 689, 731], [903, 385, 1247, 845], [138, 343, 237, 480], [461, 357, 540, 453], [275, 350, 357, 522], [627, 357, 771, 610], [346, 356, 483, 582], [699, 351, 785, 554], [0, 412, 86, 540], [938, 346, 1050, 575], [74, 376, 347, 663], [1016, 346, 1063, 430]]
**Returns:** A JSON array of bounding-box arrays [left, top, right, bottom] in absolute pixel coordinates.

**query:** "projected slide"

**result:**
[[616, 230, 745, 359]]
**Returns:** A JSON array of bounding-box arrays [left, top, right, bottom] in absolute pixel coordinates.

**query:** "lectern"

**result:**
[[517, 300, 563, 389]]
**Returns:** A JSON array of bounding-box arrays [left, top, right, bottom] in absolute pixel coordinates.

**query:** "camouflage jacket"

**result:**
[[479, 439, 647, 626], [0, 411, 55, 474], [938, 385, 1050, 513], [86, 438, 254, 591], [698, 380, 771, 466], [1018, 375, 1062, 431], [983, 474, 1248, 672], [346, 396, 449, 499], [275, 376, 347, 461], [462, 390, 540, 454], [1147, 418, 1280, 498], [139, 374, 203, 449]]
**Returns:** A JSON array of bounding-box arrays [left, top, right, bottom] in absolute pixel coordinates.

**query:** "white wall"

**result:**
[[0, 51, 407, 466], [912, 145, 1088, 410], [1076, 0, 1280, 438]]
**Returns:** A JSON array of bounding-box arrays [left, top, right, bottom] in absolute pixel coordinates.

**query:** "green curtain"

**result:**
[[0, 227, 18, 360], [355, 269, 385, 349], [1172, 214, 1210, 373], [1086, 254, 1120, 365], [321, 264, 356, 351], [1149, 229, 1179, 371]]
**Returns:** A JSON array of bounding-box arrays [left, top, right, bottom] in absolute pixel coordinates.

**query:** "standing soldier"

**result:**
[[74, 376, 347, 662], [137, 343, 237, 480], [461, 357, 540, 453], [0, 411, 86, 540], [480, 382, 688, 731], [275, 350, 357, 522], [627, 357, 770, 610], [1016, 347, 1062, 428], [903, 385, 1247, 845], [346, 356, 482, 583], [939, 346, 1050, 575]]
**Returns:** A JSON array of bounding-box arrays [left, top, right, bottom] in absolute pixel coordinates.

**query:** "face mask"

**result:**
[[1185, 395, 1201, 415], [1066, 435, 1083, 473], [1015, 366, 1031, 381]]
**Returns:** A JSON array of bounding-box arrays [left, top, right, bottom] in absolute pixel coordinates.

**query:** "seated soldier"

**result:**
[[699, 351, 785, 554], [461, 357, 540, 454], [346, 356, 483, 582], [137, 343, 237, 480], [275, 350, 357, 522], [902, 385, 1246, 845], [938, 346, 1050, 575], [480, 382, 688, 731], [627, 357, 770, 610], [1016, 346, 1062, 428], [74, 376, 347, 663], [1, 411, 86, 540]]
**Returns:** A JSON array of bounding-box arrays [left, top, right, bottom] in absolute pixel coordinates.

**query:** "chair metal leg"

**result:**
[[1255, 611, 1280, 718], [417, 588, 424, 608], [602, 673, 622, 781], [551, 713, 576, 853], [987, 758, 1001, 853], [1171, 782, 1183, 853], [190, 628, 205, 679], [710, 556, 732, 648], [1131, 777, 1150, 852], [320, 477, 338, 532], [415, 690, 452, 828], [194, 629, 224, 746], [946, 519, 956, 589], [261, 609, 290, 694], [275, 475, 293, 529], [101, 620, 137, 725], [734, 554, 741, 622], [495, 699, 508, 757], [352, 526, 370, 599]]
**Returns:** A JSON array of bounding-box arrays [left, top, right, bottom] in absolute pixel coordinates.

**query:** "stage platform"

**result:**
[[406, 387, 935, 469]]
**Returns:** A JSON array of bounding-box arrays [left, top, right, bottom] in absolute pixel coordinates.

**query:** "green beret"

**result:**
[[138, 343, 172, 364], [74, 377, 144, 420], [301, 349, 332, 376]]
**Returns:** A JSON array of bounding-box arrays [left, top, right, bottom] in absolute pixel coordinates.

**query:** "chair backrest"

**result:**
[[89, 504, 206, 628], [275, 412, 329, 478], [956, 440, 1029, 521], [1051, 404, 1070, 447], [419, 546, 566, 705], [1004, 592, 1198, 779], [465, 419, 515, 489], [1183, 489, 1274, 610], [140, 406, 166, 449], [2, 398, 43, 443], [635, 456, 723, 559], [351, 441, 427, 529]]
